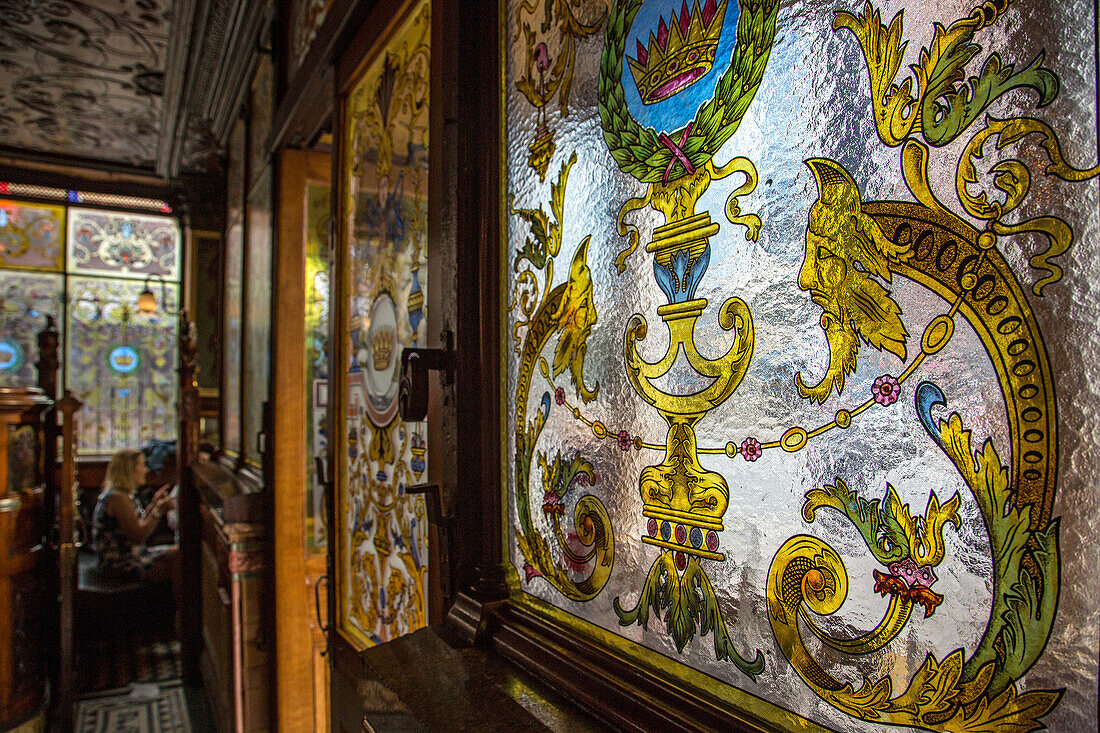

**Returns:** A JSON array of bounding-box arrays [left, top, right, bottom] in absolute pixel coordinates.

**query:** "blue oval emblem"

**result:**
[[108, 345, 140, 373], [0, 340, 23, 372]]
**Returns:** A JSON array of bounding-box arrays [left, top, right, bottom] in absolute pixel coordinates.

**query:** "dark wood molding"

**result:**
[[178, 315, 204, 684], [0, 151, 167, 191], [334, 0, 411, 94], [158, 0, 202, 177], [481, 601, 779, 733], [208, 2, 272, 145], [266, 0, 383, 154]]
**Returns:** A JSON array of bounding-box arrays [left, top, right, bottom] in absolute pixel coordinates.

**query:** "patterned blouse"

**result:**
[[91, 489, 155, 578]]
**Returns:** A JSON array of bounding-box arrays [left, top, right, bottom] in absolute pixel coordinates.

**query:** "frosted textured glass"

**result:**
[[222, 223, 243, 455], [338, 0, 430, 649], [504, 0, 1100, 729]]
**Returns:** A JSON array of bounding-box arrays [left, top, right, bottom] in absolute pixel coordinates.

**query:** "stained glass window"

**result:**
[[306, 183, 331, 551], [66, 276, 179, 455], [338, 0, 430, 648], [67, 207, 180, 280], [0, 198, 182, 455], [503, 0, 1099, 730], [0, 272, 63, 388], [0, 199, 65, 271]]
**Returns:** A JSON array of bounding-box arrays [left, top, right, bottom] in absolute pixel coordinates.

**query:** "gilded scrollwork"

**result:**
[[505, 0, 1096, 728], [514, 0, 609, 179]]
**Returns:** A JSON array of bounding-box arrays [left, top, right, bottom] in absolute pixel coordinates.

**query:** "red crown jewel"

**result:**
[[627, 0, 727, 105]]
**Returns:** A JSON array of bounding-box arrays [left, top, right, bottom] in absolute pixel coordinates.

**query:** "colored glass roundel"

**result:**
[[0, 339, 23, 373], [107, 345, 140, 374], [505, 0, 1100, 730]]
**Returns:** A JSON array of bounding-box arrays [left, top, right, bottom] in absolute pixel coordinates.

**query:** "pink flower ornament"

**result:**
[[740, 437, 762, 461], [872, 374, 901, 406]]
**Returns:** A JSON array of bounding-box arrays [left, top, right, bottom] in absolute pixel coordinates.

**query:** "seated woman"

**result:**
[[91, 448, 178, 585]]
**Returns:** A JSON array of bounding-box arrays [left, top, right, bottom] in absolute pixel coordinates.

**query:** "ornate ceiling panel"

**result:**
[[0, 0, 172, 169]]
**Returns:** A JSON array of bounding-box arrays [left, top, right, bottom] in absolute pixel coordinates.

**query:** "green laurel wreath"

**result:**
[[598, 0, 780, 183]]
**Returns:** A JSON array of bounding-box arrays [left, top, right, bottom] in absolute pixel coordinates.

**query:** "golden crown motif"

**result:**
[[627, 0, 727, 105], [370, 326, 395, 370]]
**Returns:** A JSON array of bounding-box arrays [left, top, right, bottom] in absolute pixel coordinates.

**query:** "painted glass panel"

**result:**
[[504, 0, 1099, 730], [222, 223, 243, 456], [243, 167, 273, 467], [339, 0, 430, 648], [228, 119, 246, 227], [67, 207, 180, 280], [0, 272, 63, 388], [0, 199, 64, 271], [306, 183, 331, 551], [66, 276, 179, 455]]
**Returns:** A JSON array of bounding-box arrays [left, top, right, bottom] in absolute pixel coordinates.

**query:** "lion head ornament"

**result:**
[[795, 159, 912, 403]]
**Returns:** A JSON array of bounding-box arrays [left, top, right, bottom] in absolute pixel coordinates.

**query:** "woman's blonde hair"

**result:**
[[103, 449, 143, 494]]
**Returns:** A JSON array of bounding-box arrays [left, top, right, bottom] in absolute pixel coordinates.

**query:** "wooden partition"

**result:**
[[34, 315, 84, 731], [0, 387, 51, 729], [179, 313, 204, 684], [271, 146, 331, 731]]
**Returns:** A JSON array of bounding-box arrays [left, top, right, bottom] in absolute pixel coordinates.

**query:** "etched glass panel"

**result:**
[[222, 223, 243, 455], [0, 199, 64, 271], [242, 167, 273, 467], [339, 0, 430, 648], [504, 0, 1099, 730], [0, 272, 63, 389], [306, 183, 331, 551], [67, 207, 180, 280], [66, 276, 179, 455]]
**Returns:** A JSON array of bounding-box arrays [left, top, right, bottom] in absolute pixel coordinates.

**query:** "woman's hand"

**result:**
[[150, 483, 172, 506]]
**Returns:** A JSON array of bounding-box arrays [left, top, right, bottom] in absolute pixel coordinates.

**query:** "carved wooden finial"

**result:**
[[36, 314, 60, 400]]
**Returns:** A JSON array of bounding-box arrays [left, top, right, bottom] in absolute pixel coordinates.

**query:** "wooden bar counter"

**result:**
[[192, 459, 270, 732]]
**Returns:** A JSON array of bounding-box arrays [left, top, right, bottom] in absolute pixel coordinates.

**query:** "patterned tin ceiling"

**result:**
[[0, 0, 272, 177], [0, 0, 172, 169]]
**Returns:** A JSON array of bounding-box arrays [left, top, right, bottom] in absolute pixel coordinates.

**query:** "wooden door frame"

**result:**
[[320, 0, 775, 730], [271, 147, 332, 732]]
